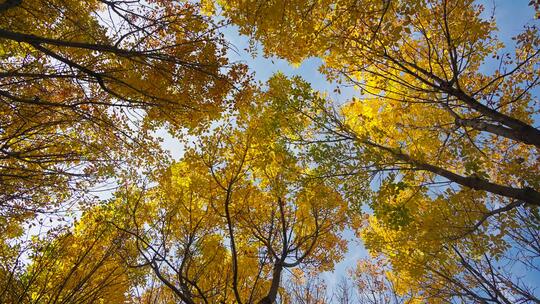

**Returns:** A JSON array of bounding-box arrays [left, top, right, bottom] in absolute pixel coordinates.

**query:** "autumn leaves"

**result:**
[[1, 0, 540, 303]]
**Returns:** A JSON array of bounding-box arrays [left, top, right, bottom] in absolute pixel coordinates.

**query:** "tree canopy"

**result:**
[[1, 0, 539, 303]]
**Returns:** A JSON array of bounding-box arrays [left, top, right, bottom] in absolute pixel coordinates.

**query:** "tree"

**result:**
[[128, 75, 348, 303], [208, 0, 540, 301], [361, 199, 540, 303], [3, 0, 539, 302], [210, 0, 540, 206], [348, 258, 416, 304], [7, 75, 354, 303], [113, 75, 352, 304], [0, 0, 248, 235], [283, 270, 330, 304], [1, 1, 253, 302], [0, 206, 137, 304]]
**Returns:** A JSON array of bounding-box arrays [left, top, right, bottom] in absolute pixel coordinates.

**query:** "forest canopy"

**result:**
[[0, 0, 539, 303]]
